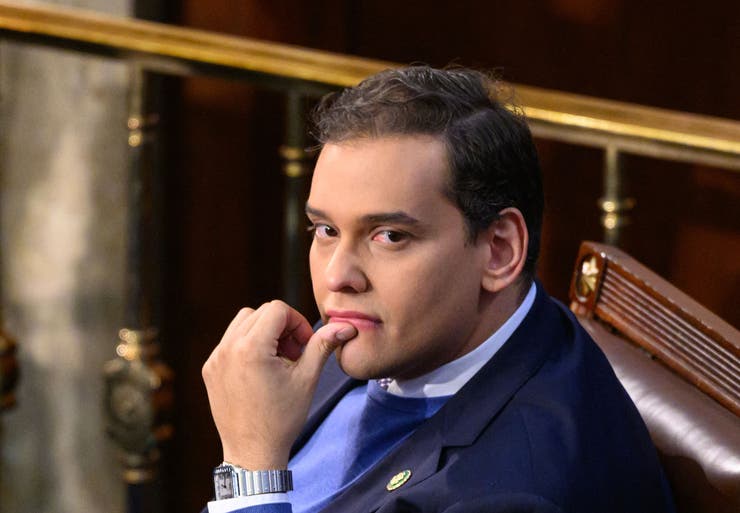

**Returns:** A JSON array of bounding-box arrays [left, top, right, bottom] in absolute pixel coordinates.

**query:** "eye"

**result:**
[[372, 230, 407, 244], [308, 223, 338, 239]]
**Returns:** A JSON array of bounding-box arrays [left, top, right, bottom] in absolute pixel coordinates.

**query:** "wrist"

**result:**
[[223, 447, 289, 470]]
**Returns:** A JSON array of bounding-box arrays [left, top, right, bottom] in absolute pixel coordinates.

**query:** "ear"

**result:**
[[480, 207, 529, 293]]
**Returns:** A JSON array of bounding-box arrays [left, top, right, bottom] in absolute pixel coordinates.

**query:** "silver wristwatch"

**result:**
[[213, 462, 293, 500]]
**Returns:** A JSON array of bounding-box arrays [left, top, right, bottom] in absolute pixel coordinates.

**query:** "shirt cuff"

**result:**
[[207, 493, 290, 513]]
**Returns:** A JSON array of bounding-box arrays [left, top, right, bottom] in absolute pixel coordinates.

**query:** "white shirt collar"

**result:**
[[385, 282, 537, 398]]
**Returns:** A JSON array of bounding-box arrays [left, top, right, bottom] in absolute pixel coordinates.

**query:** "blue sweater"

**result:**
[[234, 381, 450, 513]]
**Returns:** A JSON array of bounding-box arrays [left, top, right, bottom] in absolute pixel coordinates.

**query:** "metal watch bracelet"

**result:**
[[214, 463, 293, 500], [244, 469, 293, 496]]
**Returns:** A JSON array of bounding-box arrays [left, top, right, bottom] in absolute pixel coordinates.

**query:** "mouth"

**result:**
[[325, 309, 382, 331]]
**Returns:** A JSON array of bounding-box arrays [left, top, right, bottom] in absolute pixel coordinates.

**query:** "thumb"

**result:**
[[297, 322, 357, 379]]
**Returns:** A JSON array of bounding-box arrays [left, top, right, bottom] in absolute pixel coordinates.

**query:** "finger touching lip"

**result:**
[[314, 322, 358, 343]]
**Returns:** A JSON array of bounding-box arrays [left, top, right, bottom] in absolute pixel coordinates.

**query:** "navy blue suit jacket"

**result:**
[[288, 284, 675, 512]]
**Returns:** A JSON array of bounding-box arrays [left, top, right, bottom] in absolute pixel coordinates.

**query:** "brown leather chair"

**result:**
[[568, 241, 739, 513]]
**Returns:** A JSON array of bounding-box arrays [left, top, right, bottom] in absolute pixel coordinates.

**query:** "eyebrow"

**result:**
[[305, 204, 423, 227]]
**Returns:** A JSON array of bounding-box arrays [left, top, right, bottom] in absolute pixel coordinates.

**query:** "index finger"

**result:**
[[251, 301, 315, 354]]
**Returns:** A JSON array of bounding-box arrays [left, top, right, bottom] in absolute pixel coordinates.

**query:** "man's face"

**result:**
[[307, 135, 493, 380]]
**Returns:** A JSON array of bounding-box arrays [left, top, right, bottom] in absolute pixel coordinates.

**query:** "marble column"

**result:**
[[0, 1, 132, 511]]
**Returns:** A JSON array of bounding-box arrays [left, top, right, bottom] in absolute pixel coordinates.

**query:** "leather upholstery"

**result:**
[[580, 318, 740, 513]]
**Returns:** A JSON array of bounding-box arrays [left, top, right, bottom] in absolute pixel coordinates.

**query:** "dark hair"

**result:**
[[311, 66, 543, 282]]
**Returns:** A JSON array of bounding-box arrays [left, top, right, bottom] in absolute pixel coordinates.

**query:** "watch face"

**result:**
[[214, 467, 235, 500]]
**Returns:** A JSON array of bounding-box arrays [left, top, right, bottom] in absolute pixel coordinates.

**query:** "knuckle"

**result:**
[[233, 341, 251, 357], [269, 299, 289, 312], [202, 346, 224, 380], [264, 300, 289, 324], [251, 303, 269, 317], [201, 359, 213, 380]]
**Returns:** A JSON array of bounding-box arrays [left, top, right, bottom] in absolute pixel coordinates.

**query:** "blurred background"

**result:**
[[0, 0, 738, 512]]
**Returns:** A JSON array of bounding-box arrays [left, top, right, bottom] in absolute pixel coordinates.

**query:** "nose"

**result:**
[[323, 241, 368, 293]]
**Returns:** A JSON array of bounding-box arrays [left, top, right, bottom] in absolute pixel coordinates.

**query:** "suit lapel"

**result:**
[[439, 283, 560, 446], [319, 419, 445, 513], [319, 284, 563, 513]]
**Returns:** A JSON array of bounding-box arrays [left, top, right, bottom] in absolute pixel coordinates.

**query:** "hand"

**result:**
[[202, 300, 357, 469]]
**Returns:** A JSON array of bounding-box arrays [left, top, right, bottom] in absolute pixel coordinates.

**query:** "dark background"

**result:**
[[148, 1, 739, 510]]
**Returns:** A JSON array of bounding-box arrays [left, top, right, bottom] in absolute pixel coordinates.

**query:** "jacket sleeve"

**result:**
[[203, 500, 292, 513]]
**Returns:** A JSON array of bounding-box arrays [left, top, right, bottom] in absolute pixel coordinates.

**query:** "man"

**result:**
[[202, 66, 675, 513]]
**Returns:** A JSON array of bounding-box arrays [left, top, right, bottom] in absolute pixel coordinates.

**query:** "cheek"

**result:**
[[404, 252, 482, 316], [309, 247, 326, 302], [380, 256, 470, 325]]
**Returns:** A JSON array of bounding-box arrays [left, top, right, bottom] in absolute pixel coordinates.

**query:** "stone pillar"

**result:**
[[0, 2, 131, 511]]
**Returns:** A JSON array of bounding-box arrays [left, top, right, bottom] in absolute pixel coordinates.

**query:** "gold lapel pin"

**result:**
[[386, 470, 412, 491]]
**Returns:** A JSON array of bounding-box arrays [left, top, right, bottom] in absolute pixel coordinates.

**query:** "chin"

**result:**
[[334, 344, 385, 381]]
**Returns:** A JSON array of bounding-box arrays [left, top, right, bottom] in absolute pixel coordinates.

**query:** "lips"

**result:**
[[325, 310, 382, 330]]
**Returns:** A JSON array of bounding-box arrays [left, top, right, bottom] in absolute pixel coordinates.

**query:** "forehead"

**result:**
[[308, 135, 453, 218]]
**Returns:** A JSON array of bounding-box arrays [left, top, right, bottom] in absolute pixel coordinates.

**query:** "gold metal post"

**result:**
[[103, 328, 173, 483], [280, 92, 314, 311], [104, 63, 171, 491], [599, 145, 635, 245]]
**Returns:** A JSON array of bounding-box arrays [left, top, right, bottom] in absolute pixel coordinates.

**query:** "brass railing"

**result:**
[[1, 1, 739, 511], [2, 2, 739, 242], [1, 2, 738, 160]]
